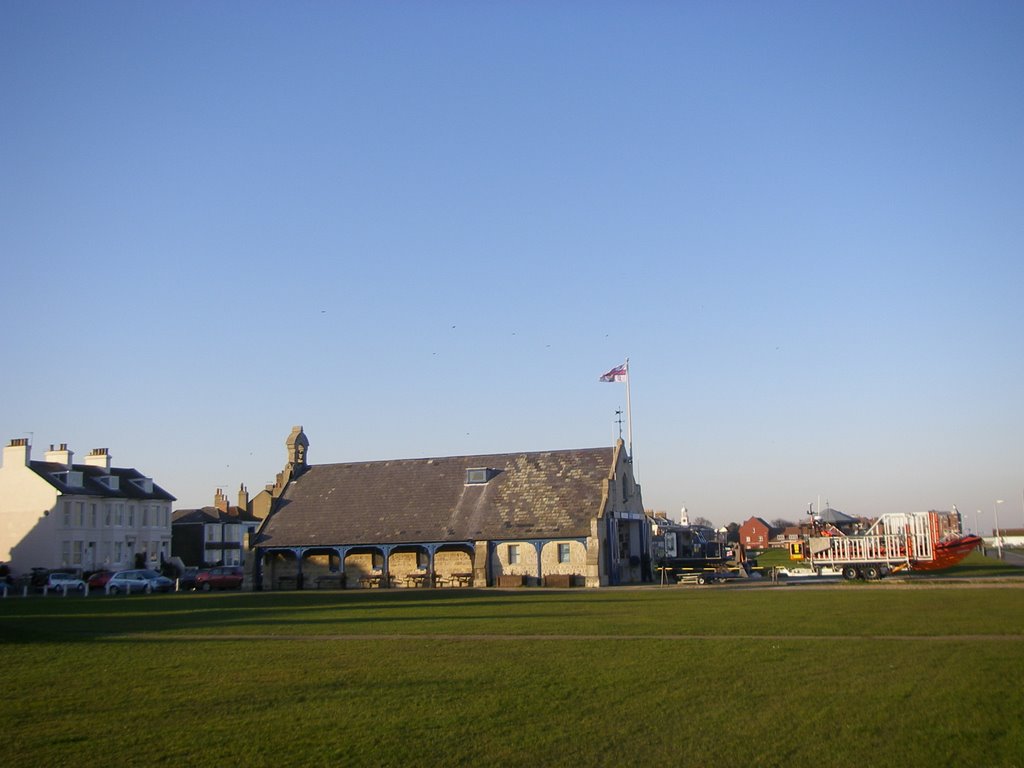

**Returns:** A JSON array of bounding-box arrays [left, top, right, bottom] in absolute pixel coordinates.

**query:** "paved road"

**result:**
[[985, 548, 1024, 567]]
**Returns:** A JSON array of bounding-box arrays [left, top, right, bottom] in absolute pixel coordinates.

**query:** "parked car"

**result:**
[[194, 565, 244, 591], [177, 567, 199, 591], [106, 569, 174, 594], [86, 570, 114, 590], [46, 572, 86, 592]]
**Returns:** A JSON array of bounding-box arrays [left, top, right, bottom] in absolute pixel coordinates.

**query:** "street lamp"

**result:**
[[975, 509, 982, 538], [994, 500, 1005, 559]]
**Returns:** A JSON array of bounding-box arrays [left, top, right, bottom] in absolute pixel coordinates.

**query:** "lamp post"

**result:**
[[975, 509, 982, 538], [994, 500, 1005, 559]]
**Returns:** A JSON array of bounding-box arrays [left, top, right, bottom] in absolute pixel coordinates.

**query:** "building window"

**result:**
[[73, 541, 83, 565], [508, 544, 520, 565], [104, 504, 112, 526], [114, 541, 123, 563], [76, 502, 85, 526], [116, 504, 124, 526], [63, 503, 71, 527], [142, 507, 149, 527], [557, 543, 571, 564], [62, 540, 71, 565], [128, 506, 135, 527], [466, 467, 497, 484], [90, 504, 97, 527]]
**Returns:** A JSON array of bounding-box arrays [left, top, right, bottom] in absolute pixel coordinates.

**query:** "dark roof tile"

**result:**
[[257, 447, 614, 548]]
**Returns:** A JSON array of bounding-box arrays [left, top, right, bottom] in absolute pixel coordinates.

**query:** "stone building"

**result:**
[[252, 427, 647, 589]]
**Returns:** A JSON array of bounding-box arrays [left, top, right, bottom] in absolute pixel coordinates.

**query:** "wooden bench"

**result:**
[[497, 574, 524, 588], [315, 575, 345, 589], [543, 574, 581, 588]]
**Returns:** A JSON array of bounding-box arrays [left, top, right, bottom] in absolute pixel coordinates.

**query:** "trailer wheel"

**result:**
[[696, 574, 708, 585], [841, 565, 860, 581], [862, 565, 881, 581]]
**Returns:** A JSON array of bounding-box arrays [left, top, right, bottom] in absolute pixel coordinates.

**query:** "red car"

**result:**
[[194, 566, 244, 591], [86, 570, 114, 589]]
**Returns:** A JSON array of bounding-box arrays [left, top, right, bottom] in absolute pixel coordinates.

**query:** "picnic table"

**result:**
[[404, 572, 431, 588], [358, 573, 393, 588], [450, 572, 473, 587]]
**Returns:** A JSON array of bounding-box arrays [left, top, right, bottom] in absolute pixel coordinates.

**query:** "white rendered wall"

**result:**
[[0, 457, 60, 572]]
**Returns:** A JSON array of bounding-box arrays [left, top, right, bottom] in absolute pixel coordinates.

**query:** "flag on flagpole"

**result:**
[[599, 361, 628, 383]]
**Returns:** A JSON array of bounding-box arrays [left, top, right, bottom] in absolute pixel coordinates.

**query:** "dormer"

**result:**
[[97, 475, 120, 491], [132, 477, 154, 494], [465, 467, 500, 485], [51, 469, 84, 487]]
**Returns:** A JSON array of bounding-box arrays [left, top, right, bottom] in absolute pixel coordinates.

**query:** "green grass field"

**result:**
[[3, 567, 1023, 767]]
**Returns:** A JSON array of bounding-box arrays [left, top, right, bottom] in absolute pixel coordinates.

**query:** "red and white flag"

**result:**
[[599, 362, 628, 383]]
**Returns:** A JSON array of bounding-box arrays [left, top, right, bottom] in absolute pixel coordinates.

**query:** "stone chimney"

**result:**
[[4, 437, 31, 467], [44, 443, 74, 468], [238, 483, 250, 513], [84, 448, 112, 470]]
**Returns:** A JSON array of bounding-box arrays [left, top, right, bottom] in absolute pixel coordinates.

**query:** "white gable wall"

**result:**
[[0, 450, 60, 568]]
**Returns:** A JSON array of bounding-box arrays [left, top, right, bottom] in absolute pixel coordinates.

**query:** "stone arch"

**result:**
[[433, 543, 474, 584], [343, 546, 387, 588]]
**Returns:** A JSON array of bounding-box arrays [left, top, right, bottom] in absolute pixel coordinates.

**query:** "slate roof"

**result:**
[[255, 447, 615, 548], [172, 506, 260, 525], [818, 507, 857, 525], [28, 461, 176, 501]]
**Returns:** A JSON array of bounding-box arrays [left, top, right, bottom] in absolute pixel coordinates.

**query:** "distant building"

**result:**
[[739, 516, 777, 551], [0, 438, 175, 575], [985, 528, 1024, 548], [815, 505, 860, 533], [251, 427, 647, 589], [770, 525, 809, 548], [171, 486, 263, 567]]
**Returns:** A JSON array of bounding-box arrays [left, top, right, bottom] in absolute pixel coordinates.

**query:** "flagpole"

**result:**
[[625, 357, 632, 460]]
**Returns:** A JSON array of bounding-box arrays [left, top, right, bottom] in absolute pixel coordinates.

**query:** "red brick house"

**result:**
[[739, 517, 776, 551]]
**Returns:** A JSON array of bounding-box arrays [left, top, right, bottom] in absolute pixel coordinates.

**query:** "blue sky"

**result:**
[[2, 1, 1022, 530]]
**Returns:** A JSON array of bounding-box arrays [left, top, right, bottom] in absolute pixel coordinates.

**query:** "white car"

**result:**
[[46, 572, 86, 593]]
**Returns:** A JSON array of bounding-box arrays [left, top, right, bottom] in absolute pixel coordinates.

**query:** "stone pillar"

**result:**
[[472, 541, 489, 587]]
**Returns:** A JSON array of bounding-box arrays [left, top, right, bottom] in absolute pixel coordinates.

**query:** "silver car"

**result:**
[[106, 569, 174, 594], [46, 572, 86, 593]]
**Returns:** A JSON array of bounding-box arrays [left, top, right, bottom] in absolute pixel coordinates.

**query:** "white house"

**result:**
[[0, 438, 176, 576]]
